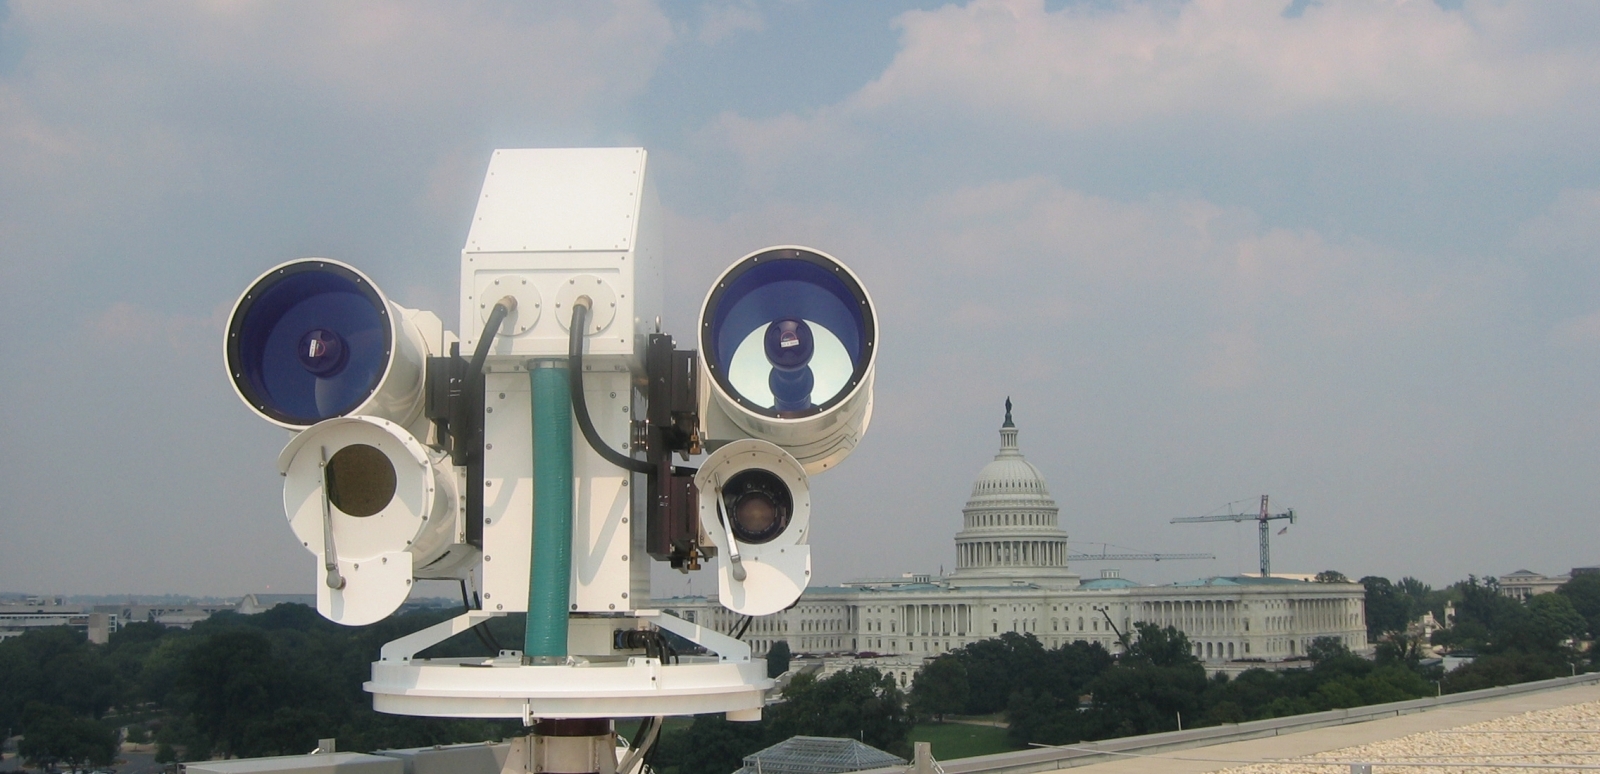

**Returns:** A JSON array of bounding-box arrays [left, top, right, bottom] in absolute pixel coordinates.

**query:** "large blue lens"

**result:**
[[228, 263, 391, 426], [703, 249, 873, 417]]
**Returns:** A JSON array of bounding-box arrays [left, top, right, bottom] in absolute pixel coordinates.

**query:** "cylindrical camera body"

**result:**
[[697, 246, 878, 474], [225, 258, 430, 432]]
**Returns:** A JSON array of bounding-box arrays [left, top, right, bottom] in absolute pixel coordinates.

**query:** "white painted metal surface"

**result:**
[[460, 148, 662, 363], [478, 367, 638, 615], [695, 440, 813, 616], [278, 416, 459, 625], [479, 370, 534, 614], [182, 752, 402, 774], [366, 611, 770, 721], [570, 369, 636, 613]]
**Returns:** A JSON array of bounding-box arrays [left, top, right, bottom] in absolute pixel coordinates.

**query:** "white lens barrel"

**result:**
[[225, 258, 429, 432], [697, 246, 878, 474], [279, 416, 459, 625], [695, 439, 813, 617]]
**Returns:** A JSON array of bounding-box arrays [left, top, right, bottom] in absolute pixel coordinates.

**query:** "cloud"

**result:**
[[1518, 188, 1600, 255], [89, 301, 229, 350], [10, 3, 673, 117], [1550, 309, 1600, 348], [0, 3, 676, 213], [697, 1, 765, 45], [864, 0, 1599, 127], [695, 0, 1600, 185], [672, 174, 1471, 396]]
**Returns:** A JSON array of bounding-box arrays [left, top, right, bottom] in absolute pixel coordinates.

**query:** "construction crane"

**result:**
[[1170, 495, 1295, 577], [1065, 543, 1214, 562]]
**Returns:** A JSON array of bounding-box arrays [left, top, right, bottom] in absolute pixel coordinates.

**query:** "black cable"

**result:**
[[733, 615, 754, 641], [458, 579, 502, 654], [620, 715, 662, 774], [467, 299, 514, 391], [643, 724, 664, 774], [568, 302, 655, 475], [646, 631, 678, 665], [628, 716, 654, 755], [462, 297, 516, 546]]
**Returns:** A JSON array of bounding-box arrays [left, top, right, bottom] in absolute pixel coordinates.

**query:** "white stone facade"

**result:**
[[654, 406, 1368, 685]]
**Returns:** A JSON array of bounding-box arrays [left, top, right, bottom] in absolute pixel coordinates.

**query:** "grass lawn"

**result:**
[[909, 721, 1023, 760]]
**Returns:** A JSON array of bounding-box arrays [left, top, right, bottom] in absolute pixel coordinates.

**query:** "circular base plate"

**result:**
[[366, 655, 772, 720]]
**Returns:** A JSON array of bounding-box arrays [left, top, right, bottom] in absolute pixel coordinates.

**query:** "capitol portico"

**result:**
[[655, 403, 1368, 686]]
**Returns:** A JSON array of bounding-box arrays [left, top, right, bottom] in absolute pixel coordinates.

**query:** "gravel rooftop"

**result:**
[[1216, 699, 1600, 774]]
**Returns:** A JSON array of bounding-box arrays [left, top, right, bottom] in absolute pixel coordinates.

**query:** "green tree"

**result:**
[[176, 628, 293, 757], [949, 632, 1052, 714], [17, 702, 116, 772], [1396, 577, 1436, 619], [1442, 652, 1571, 693], [1122, 623, 1199, 669], [1077, 625, 1206, 739], [765, 641, 791, 679], [909, 656, 969, 722], [1558, 573, 1600, 638], [766, 667, 914, 758], [0, 626, 117, 733], [1306, 636, 1352, 664], [1510, 593, 1586, 652], [1315, 570, 1350, 584], [1361, 576, 1410, 640], [978, 639, 1112, 745], [651, 714, 766, 774]]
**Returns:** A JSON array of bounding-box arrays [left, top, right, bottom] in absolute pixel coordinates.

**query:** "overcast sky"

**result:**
[[4, 0, 1600, 600]]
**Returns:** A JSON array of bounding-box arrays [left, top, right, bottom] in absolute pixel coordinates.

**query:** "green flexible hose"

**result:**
[[525, 359, 572, 659]]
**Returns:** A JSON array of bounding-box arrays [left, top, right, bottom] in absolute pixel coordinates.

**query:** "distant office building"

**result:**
[[93, 602, 235, 629], [655, 406, 1368, 687], [1498, 569, 1570, 601], [0, 603, 115, 643], [236, 593, 318, 615]]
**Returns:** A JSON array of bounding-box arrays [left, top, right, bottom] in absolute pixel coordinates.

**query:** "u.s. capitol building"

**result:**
[[655, 405, 1367, 685]]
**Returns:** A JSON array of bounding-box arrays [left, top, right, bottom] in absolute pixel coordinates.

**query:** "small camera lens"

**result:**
[[723, 469, 793, 544]]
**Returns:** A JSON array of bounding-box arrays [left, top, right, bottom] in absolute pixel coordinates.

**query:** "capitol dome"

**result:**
[[948, 400, 1079, 589], [967, 412, 1052, 499]]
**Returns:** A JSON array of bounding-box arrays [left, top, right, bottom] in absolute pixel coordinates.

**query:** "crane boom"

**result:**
[[1065, 551, 1214, 561], [1170, 495, 1295, 577], [1065, 542, 1213, 562]]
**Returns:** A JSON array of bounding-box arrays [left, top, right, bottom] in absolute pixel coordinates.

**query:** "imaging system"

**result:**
[[224, 148, 879, 773]]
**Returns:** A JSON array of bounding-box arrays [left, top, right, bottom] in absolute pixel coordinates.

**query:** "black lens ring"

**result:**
[[226, 260, 391, 426], [700, 247, 875, 420], [723, 468, 793, 545]]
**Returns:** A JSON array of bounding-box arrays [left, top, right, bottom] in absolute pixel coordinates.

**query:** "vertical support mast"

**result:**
[[1258, 495, 1271, 578], [1171, 494, 1296, 578]]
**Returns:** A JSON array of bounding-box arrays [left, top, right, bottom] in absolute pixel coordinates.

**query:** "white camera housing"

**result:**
[[697, 246, 877, 474], [225, 258, 443, 436], [459, 147, 662, 365], [695, 439, 812, 617], [279, 416, 467, 625], [463, 148, 660, 615]]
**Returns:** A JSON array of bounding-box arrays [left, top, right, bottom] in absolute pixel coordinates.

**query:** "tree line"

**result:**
[[5, 571, 1595, 771], [0, 604, 520, 769], [1365, 572, 1597, 692], [659, 570, 1599, 768]]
